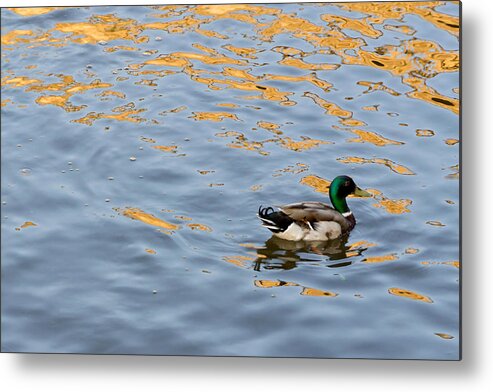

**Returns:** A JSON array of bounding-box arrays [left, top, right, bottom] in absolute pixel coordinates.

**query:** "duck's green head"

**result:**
[[329, 175, 371, 214]]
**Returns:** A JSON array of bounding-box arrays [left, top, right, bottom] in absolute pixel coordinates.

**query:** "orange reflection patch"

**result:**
[[17, 75, 113, 112], [104, 45, 138, 53], [2, 76, 42, 87], [321, 14, 382, 38], [278, 136, 331, 152], [300, 287, 338, 297], [187, 223, 213, 232], [116, 208, 179, 230], [369, 188, 413, 214], [299, 175, 331, 194], [445, 138, 459, 146], [54, 14, 147, 45], [15, 221, 37, 231], [223, 44, 258, 59], [422, 260, 460, 268], [384, 24, 416, 35], [153, 145, 178, 153], [279, 57, 339, 71], [8, 7, 61, 16], [338, 156, 415, 175], [347, 130, 404, 147], [435, 333, 454, 339], [191, 111, 239, 122], [357, 80, 401, 96], [388, 287, 433, 303], [254, 280, 337, 297], [362, 253, 398, 263], [1, 30, 35, 45], [257, 121, 282, 135], [223, 255, 254, 268], [304, 92, 353, 118], [348, 240, 377, 250], [275, 163, 309, 176], [264, 73, 333, 92], [73, 106, 146, 125], [404, 77, 459, 114], [98, 90, 126, 99], [416, 129, 435, 137]]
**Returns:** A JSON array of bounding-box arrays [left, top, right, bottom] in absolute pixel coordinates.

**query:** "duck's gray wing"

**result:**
[[278, 202, 351, 232]]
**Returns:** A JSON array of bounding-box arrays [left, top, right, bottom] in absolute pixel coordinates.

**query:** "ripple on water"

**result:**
[[1, 2, 459, 359]]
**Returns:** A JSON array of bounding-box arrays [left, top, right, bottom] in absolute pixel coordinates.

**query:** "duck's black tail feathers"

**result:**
[[257, 206, 293, 233]]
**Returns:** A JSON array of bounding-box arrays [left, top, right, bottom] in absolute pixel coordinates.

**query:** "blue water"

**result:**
[[1, 2, 459, 359]]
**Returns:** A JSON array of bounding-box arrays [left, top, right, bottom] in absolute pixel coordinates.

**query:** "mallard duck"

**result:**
[[258, 175, 370, 241]]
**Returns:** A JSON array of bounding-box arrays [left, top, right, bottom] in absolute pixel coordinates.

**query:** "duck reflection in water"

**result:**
[[252, 234, 369, 271]]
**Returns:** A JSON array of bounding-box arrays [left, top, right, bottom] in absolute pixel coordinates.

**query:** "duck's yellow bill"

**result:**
[[353, 186, 371, 197]]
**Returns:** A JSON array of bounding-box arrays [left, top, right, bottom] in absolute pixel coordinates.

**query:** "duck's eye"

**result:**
[[344, 181, 350, 187]]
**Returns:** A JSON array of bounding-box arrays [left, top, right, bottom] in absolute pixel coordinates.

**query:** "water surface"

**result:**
[[1, 2, 460, 359]]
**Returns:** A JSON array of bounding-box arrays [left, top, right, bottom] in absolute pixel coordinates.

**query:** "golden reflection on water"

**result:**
[[303, 92, 353, 118], [1, 1, 459, 114], [347, 129, 404, 147], [362, 253, 398, 263], [384, 24, 416, 36], [274, 163, 309, 176], [422, 260, 460, 268], [8, 7, 62, 17], [404, 76, 459, 114], [98, 90, 126, 99], [15, 221, 38, 231], [388, 287, 433, 303], [348, 240, 377, 250], [191, 111, 240, 122], [279, 136, 332, 152], [2, 3, 459, 308], [254, 279, 337, 297], [153, 145, 178, 153], [435, 333, 454, 339], [357, 81, 400, 96], [116, 207, 213, 235], [338, 157, 415, 175], [104, 45, 138, 53], [447, 164, 460, 180], [1, 30, 38, 46], [372, 193, 412, 215], [2, 1, 438, 230], [56, 15, 148, 45], [187, 223, 213, 232], [2, 74, 114, 112], [416, 129, 435, 137], [116, 207, 180, 230], [223, 255, 254, 268], [2, 76, 42, 87], [300, 174, 331, 194], [445, 138, 459, 146], [362, 105, 379, 111]]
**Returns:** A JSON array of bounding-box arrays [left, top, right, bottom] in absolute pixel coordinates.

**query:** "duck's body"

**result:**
[[258, 176, 369, 241]]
